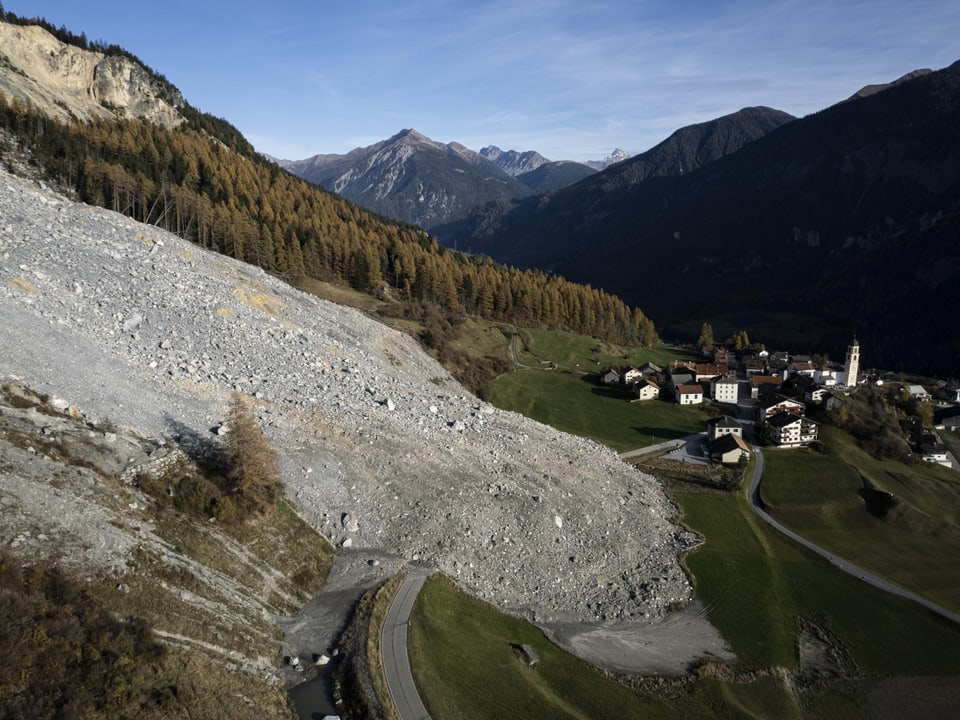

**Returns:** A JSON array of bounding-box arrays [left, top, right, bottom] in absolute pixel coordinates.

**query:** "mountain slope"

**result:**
[[450, 64, 960, 374], [0, 17, 659, 367], [846, 68, 933, 101], [280, 129, 532, 232], [516, 159, 597, 193], [580, 106, 796, 191], [439, 106, 794, 255], [0, 166, 692, 629]]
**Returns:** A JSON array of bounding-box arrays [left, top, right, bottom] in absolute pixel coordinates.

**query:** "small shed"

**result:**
[[602, 368, 621, 385]]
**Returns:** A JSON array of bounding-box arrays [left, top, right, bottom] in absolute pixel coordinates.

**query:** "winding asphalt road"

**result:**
[[381, 571, 432, 720], [748, 447, 960, 625]]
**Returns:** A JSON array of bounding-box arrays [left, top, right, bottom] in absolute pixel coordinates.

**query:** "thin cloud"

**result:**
[[7, 0, 960, 160]]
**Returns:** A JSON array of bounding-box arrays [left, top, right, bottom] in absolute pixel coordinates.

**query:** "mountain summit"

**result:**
[[585, 148, 630, 171], [279, 129, 528, 232], [280, 131, 596, 233]]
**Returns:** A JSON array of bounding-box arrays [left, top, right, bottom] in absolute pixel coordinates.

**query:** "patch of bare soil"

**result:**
[[792, 617, 854, 690], [543, 600, 735, 675]]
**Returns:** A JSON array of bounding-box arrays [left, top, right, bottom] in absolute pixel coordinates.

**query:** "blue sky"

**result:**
[[6, 1, 960, 162]]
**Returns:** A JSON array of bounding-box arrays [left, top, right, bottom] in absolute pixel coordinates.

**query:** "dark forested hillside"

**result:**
[[446, 64, 960, 376], [570, 106, 795, 192], [437, 106, 795, 259], [515, 160, 597, 194]]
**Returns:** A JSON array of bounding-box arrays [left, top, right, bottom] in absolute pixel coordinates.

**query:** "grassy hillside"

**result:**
[[409, 576, 673, 719], [759, 427, 960, 613], [487, 331, 704, 451], [491, 369, 716, 452]]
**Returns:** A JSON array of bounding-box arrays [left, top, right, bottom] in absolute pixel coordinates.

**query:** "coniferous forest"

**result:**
[[0, 89, 658, 362]]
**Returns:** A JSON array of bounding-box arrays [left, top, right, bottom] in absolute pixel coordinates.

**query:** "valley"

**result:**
[[0, 166, 693, 718], [1, 10, 959, 720]]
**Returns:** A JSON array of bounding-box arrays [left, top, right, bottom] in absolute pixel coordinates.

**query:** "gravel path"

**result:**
[[0, 168, 696, 628]]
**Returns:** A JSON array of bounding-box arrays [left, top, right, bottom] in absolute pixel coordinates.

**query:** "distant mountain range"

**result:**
[[5, 8, 955, 376], [440, 64, 960, 375], [278, 111, 792, 242], [278, 130, 596, 233]]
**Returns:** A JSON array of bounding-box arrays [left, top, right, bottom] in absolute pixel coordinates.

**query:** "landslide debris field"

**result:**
[[0, 169, 695, 631]]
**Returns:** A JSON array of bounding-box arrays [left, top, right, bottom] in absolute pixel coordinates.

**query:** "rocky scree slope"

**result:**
[[0, 169, 694, 624], [0, 383, 313, 678]]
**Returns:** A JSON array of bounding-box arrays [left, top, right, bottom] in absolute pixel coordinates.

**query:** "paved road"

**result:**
[[619, 437, 686, 460], [381, 572, 432, 720], [747, 447, 960, 625], [620, 433, 712, 465]]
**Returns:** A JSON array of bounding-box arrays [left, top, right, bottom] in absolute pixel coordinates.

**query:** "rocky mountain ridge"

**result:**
[[279, 129, 597, 234], [0, 167, 694, 627], [278, 128, 530, 232], [480, 145, 551, 175], [0, 20, 183, 128]]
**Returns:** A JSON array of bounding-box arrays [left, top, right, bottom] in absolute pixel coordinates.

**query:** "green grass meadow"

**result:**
[[490, 369, 718, 451], [408, 575, 677, 720], [757, 429, 960, 614], [488, 331, 711, 452], [513, 328, 695, 372], [677, 489, 960, 676]]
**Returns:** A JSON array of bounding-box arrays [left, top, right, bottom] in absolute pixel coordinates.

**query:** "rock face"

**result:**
[[0, 169, 695, 624], [0, 21, 184, 128], [480, 146, 550, 176]]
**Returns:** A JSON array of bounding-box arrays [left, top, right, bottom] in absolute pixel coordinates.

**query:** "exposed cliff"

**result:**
[[0, 21, 183, 127]]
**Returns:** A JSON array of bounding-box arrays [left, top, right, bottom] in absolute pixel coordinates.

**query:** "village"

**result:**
[[600, 338, 960, 469]]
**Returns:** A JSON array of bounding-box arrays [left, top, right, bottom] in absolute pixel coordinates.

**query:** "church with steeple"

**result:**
[[841, 338, 860, 387]]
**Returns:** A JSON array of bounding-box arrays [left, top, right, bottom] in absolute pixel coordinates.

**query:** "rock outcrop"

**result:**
[[0, 21, 183, 127]]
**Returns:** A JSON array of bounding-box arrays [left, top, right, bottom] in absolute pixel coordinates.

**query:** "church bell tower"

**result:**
[[843, 338, 860, 387]]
